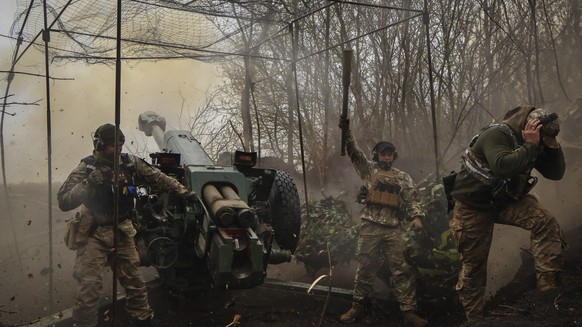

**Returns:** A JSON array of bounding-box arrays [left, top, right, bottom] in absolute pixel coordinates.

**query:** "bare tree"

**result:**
[[207, 0, 582, 185]]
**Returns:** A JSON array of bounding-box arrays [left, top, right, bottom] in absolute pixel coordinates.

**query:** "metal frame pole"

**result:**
[[423, 0, 440, 180]]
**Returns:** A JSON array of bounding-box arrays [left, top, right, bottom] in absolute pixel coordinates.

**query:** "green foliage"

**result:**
[[295, 184, 460, 287], [405, 179, 460, 286], [294, 193, 359, 277]]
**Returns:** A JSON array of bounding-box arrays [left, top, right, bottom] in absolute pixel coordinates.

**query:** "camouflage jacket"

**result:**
[[58, 151, 189, 234], [345, 130, 424, 226], [452, 106, 565, 210]]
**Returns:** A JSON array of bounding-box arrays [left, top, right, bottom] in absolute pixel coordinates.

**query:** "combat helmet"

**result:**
[[527, 108, 560, 149], [93, 123, 125, 151]]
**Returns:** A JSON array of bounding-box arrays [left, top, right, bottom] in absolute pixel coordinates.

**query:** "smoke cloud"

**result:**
[[2, 43, 219, 184]]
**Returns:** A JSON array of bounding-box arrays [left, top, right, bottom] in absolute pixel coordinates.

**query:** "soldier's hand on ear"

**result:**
[[86, 170, 104, 186], [410, 216, 423, 230], [522, 118, 542, 145]]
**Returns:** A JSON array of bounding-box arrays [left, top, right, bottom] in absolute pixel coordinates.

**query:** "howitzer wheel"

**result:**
[[147, 236, 179, 269], [267, 170, 301, 253]]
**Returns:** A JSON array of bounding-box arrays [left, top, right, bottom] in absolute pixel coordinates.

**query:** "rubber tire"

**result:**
[[268, 170, 301, 253]]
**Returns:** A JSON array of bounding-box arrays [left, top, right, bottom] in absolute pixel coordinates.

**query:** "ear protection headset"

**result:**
[[92, 124, 124, 151], [372, 141, 398, 161], [92, 130, 106, 151]]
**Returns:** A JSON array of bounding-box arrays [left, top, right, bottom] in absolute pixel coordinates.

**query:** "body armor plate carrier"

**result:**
[[462, 123, 537, 203], [367, 170, 402, 208], [81, 154, 136, 222]]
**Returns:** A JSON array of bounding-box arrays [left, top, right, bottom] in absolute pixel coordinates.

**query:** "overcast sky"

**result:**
[[1, 0, 220, 184]]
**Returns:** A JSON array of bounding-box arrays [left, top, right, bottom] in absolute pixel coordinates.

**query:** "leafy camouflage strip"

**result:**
[[294, 193, 359, 277]]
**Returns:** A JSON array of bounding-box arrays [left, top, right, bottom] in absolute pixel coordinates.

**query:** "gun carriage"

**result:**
[[134, 111, 301, 292]]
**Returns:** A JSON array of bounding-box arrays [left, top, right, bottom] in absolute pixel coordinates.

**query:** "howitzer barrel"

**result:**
[[219, 185, 256, 228], [150, 125, 165, 150], [138, 111, 214, 166], [202, 184, 257, 228], [148, 124, 165, 150], [138, 111, 167, 149], [202, 184, 236, 226]]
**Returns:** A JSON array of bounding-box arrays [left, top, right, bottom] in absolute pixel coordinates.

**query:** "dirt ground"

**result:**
[[469, 225, 582, 327], [71, 229, 581, 327], [1, 181, 582, 327]]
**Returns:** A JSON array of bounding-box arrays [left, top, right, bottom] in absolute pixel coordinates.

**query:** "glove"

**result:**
[[338, 117, 350, 131], [183, 191, 200, 203], [410, 216, 423, 230], [86, 170, 104, 186], [356, 185, 369, 204]]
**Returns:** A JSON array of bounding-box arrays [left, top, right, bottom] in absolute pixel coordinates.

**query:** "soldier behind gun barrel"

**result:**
[[58, 123, 198, 327], [338, 118, 428, 327], [448, 106, 566, 323]]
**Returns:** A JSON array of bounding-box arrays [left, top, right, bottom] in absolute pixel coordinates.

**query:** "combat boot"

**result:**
[[537, 272, 558, 292], [340, 302, 365, 324], [402, 311, 428, 327]]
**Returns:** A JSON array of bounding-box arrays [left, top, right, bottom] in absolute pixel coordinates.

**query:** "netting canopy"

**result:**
[[10, 0, 327, 63], [10, 0, 423, 64]]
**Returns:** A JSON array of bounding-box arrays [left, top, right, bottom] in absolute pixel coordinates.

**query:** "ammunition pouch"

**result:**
[[368, 181, 401, 208], [64, 215, 80, 250], [64, 212, 95, 250], [462, 148, 537, 204], [491, 174, 537, 203]]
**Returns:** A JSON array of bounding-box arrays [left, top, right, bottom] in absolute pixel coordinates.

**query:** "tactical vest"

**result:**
[[462, 123, 537, 202], [462, 124, 517, 186], [367, 169, 402, 208], [82, 154, 136, 219]]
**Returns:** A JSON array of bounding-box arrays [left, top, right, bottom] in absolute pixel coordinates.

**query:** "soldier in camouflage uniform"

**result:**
[[338, 119, 428, 327], [58, 123, 198, 327], [450, 106, 566, 322]]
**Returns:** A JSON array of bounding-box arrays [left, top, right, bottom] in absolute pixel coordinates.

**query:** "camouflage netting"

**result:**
[[10, 0, 423, 64]]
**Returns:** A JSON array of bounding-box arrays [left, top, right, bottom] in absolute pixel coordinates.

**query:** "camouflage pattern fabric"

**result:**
[[449, 106, 566, 321], [353, 220, 418, 312], [58, 151, 190, 326], [58, 151, 189, 213], [345, 130, 423, 312], [72, 221, 152, 326], [450, 195, 564, 320], [345, 130, 424, 226]]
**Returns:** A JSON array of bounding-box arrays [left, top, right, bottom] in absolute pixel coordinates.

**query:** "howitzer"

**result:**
[[135, 111, 301, 291], [340, 49, 352, 156]]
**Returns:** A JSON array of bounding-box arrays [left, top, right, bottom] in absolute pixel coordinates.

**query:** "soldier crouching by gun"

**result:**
[[58, 123, 198, 327], [338, 117, 428, 327], [448, 107, 566, 324]]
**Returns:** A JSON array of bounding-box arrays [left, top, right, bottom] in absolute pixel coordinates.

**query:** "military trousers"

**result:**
[[449, 194, 564, 320], [352, 219, 418, 312], [72, 226, 153, 326]]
